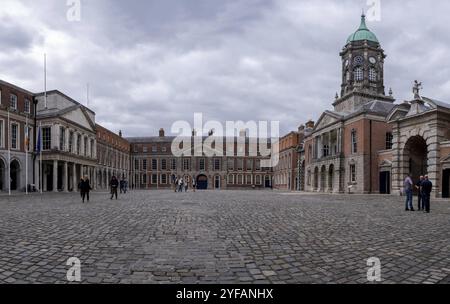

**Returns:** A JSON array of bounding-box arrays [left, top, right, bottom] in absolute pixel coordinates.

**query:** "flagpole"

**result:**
[[44, 54, 47, 109], [25, 116, 28, 195], [8, 108, 11, 196]]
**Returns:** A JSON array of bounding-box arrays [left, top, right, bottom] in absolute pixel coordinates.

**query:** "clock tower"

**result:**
[[333, 13, 394, 113]]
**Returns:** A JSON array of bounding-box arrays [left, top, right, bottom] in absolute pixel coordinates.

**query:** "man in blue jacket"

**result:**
[[421, 175, 433, 213]]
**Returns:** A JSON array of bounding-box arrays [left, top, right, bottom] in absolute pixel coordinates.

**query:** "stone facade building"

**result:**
[[34, 91, 98, 192], [299, 13, 450, 198], [0, 80, 35, 192], [128, 129, 273, 190], [387, 96, 450, 198], [96, 125, 131, 190]]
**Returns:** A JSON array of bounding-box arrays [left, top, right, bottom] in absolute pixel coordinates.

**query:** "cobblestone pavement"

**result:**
[[1, 190, 450, 284]]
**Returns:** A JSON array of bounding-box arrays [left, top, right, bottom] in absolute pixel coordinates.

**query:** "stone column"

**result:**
[[93, 167, 97, 190], [72, 163, 77, 192], [427, 133, 441, 198], [43, 163, 48, 192], [53, 160, 58, 192], [63, 161, 68, 192], [34, 160, 40, 192]]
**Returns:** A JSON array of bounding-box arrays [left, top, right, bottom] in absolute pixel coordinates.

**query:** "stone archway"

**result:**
[[10, 159, 21, 191], [196, 174, 208, 190], [403, 135, 428, 182], [313, 167, 319, 191], [320, 166, 326, 192], [328, 164, 334, 193], [0, 158, 5, 191]]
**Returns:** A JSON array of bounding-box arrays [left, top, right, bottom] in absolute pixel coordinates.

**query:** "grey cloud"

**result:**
[[1, 0, 450, 137]]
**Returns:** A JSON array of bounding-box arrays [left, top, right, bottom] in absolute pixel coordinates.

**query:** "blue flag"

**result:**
[[36, 126, 41, 153]]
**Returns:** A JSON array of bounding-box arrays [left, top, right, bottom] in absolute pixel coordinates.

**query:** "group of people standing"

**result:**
[[77, 176, 129, 203], [404, 174, 433, 213], [174, 177, 196, 193]]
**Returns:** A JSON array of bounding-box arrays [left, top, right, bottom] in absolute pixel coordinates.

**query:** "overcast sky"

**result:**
[[1, 0, 450, 137]]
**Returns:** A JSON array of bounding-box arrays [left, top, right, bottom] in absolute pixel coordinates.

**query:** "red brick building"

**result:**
[[96, 125, 131, 190], [0, 80, 35, 192]]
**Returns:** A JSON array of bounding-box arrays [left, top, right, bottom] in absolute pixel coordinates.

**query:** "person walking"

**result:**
[[192, 179, 196, 192], [174, 177, 179, 192], [110, 176, 119, 200], [404, 174, 414, 211], [421, 175, 433, 213], [119, 178, 125, 194], [124, 179, 128, 194], [415, 176, 425, 211], [178, 178, 184, 193], [80, 176, 92, 203]]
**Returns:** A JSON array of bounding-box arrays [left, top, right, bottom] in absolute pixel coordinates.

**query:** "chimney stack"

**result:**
[[305, 120, 315, 129], [159, 128, 165, 137], [119, 130, 122, 137]]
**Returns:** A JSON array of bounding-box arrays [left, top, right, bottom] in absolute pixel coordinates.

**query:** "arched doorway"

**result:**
[[320, 166, 326, 192], [197, 175, 208, 190], [404, 136, 428, 182], [10, 160, 21, 191], [443, 169, 450, 198], [314, 167, 319, 191], [0, 158, 5, 191], [265, 175, 271, 188], [328, 164, 334, 193], [214, 175, 221, 189]]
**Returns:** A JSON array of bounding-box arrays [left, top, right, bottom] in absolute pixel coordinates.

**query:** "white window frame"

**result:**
[[350, 164, 357, 183], [369, 68, 377, 82], [354, 67, 363, 82], [24, 99, 31, 114], [10, 94, 18, 110], [10, 122, 20, 150]]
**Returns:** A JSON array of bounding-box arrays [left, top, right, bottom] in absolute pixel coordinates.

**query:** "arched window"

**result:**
[[354, 67, 363, 82], [369, 68, 377, 82]]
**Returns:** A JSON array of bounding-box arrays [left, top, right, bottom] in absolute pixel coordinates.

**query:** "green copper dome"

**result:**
[[347, 14, 379, 44]]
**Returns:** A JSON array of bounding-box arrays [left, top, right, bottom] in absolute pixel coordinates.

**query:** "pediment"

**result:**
[[387, 106, 409, 122], [61, 106, 95, 132], [313, 111, 342, 131]]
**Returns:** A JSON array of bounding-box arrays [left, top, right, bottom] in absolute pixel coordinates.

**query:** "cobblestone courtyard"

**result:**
[[1, 190, 449, 284]]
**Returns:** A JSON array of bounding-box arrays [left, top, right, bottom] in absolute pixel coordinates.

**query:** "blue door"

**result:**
[[197, 175, 208, 190]]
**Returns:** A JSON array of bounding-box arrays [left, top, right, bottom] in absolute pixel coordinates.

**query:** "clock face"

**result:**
[[354, 56, 364, 65], [369, 57, 377, 64]]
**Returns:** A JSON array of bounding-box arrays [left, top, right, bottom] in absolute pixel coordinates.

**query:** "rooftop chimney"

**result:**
[[159, 128, 165, 137], [119, 130, 122, 137], [305, 120, 315, 129]]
